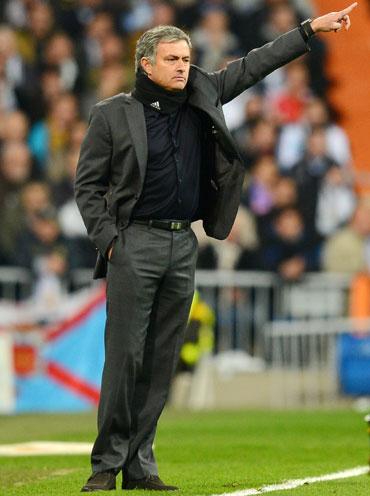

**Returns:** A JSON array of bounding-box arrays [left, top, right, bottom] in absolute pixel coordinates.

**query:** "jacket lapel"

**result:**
[[187, 73, 241, 161], [122, 96, 148, 182]]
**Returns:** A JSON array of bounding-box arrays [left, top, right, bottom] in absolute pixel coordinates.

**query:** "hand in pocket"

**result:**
[[108, 238, 117, 261]]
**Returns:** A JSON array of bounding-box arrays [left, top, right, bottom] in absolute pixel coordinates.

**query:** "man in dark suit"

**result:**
[[76, 3, 357, 492]]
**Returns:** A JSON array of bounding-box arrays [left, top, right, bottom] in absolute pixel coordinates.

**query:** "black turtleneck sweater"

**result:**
[[131, 102, 203, 221]]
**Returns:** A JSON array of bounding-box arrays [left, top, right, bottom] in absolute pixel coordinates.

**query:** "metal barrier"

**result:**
[[190, 271, 355, 407], [0, 267, 33, 301], [0, 267, 353, 353], [264, 318, 370, 407], [194, 270, 352, 356]]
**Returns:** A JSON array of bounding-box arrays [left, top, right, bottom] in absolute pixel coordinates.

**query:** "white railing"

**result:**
[[264, 318, 370, 407], [0, 267, 353, 355], [194, 270, 352, 357]]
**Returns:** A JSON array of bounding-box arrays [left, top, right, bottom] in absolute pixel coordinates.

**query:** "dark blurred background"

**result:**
[[1, 0, 367, 286]]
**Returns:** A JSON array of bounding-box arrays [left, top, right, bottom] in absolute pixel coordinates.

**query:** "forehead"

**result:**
[[156, 39, 190, 57]]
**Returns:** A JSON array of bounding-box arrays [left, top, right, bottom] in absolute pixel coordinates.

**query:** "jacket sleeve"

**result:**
[[210, 28, 310, 105], [75, 104, 118, 257]]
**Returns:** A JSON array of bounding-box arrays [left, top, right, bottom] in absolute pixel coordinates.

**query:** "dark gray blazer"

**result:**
[[75, 28, 309, 278]]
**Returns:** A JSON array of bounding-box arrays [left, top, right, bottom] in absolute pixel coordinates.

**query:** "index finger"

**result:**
[[340, 2, 358, 16]]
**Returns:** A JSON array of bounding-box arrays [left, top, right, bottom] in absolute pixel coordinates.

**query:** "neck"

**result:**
[[133, 71, 188, 114]]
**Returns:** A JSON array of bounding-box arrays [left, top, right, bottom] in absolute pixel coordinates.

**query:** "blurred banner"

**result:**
[[0, 285, 106, 413]]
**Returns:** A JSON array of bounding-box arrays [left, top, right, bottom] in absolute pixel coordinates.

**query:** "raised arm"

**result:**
[[209, 2, 358, 105], [212, 28, 309, 105]]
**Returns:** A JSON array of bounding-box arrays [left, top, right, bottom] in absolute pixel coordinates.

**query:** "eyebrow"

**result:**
[[165, 55, 190, 59]]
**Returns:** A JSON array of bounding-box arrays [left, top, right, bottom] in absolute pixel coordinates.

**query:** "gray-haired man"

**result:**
[[76, 4, 357, 492]]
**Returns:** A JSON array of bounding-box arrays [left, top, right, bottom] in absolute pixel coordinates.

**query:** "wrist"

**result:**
[[299, 18, 316, 42], [310, 19, 320, 33]]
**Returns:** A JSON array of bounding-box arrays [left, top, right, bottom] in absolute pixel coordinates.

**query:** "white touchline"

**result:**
[[0, 441, 93, 456], [210, 466, 369, 496]]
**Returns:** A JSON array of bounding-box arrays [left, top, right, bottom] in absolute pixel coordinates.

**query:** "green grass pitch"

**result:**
[[0, 409, 369, 495]]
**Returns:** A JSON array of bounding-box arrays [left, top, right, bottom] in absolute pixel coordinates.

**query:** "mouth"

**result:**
[[174, 76, 185, 81]]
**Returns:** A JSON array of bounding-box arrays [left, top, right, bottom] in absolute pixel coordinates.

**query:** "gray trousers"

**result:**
[[91, 222, 197, 480]]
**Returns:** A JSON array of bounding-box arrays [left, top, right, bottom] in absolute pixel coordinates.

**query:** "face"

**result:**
[[141, 40, 191, 91], [275, 209, 303, 241]]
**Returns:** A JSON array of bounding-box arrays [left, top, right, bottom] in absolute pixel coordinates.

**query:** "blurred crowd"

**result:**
[[0, 0, 367, 287]]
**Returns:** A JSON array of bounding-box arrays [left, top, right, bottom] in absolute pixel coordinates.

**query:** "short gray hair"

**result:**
[[135, 25, 192, 73]]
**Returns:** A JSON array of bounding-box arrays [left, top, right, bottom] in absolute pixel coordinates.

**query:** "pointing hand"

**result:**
[[310, 2, 358, 33]]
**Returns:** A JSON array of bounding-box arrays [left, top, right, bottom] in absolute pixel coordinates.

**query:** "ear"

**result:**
[[140, 57, 153, 76]]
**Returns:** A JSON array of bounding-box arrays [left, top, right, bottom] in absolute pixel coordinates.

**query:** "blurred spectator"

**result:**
[[100, 33, 125, 66], [0, 109, 29, 143], [0, 141, 33, 199], [315, 166, 356, 237], [243, 155, 279, 217], [256, 1, 328, 97], [259, 206, 320, 280], [0, 25, 26, 89], [52, 0, 109, 40], [0, 45, 18, 112], [99, 62, 128, 98], [1, 0, 28, 29], [14, 206, 75, 306], [231, 92, 265, 145], [80, 30, 130, 111], [28, 92, 79, 178], [215, 206, 260, 270], [121, 0, 153, 34], [277, 97, 352, 171], [261, 1, 299, 43], [323, 202, 370, 274], [151, 2, 176, 27], [0, 142, 34, 259], [239, 118, 278, 167], [233, 0, 307, 53], [0, 24, 54, 121], [20, 66, 64, 123], [52, 148, 79, 207], [6, 180, 54, 259], [272, 176, 298, 210], [16, 1, 55, 68], [192, 206, 260, 270], [288, 127, 337, 233], [191, 6, 240, 71], [268, 61, 311, 125], [84, 11, 115, 71], [241, 156, 299, 247], [43, 32, 81, 93], [14, 206, 71, 271], [69, 119, 88, 153], [21, 181, 51, 216]]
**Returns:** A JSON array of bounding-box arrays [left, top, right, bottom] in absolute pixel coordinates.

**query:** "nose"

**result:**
[[176, 60, 186, 72]]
